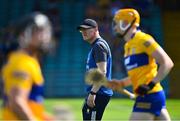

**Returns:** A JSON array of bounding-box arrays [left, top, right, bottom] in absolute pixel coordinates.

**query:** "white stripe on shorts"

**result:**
[[91, 111, 96, 121]]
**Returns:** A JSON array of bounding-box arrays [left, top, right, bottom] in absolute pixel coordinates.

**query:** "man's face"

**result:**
[[30, 27, 52, 52], [80, 28, 96, 42], [112, 20, 130, 37]]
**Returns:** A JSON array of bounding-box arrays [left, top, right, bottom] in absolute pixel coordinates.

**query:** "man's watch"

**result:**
[[90, 91, 97, 95]]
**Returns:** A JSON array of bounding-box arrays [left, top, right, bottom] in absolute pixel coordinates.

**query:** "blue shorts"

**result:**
[[133, 91, 166, 116]]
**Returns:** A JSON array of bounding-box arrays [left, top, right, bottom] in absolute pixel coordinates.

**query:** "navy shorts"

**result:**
[[82, 94, 110, 121], [133, 91, 166, 116]]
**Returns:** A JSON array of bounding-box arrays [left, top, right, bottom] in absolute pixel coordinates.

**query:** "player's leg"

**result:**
[[131, 91, 166, 120], [155, 108, 171, 121], [154, 90, 171, 121], [129, 112, 154, 121]]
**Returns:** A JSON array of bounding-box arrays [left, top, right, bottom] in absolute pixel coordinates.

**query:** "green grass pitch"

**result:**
[[1, 98, 180, 120], [44, 98, 180, 120]]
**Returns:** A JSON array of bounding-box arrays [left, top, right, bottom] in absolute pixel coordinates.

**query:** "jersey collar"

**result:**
[[91, 38, 100, 46]]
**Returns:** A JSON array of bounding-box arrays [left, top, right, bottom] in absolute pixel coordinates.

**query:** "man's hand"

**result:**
[[135, 81, 156, 95], [87, 92, 96, 108], [107, 79, 124, 91]]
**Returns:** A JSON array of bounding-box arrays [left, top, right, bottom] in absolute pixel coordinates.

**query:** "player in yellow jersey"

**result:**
[[1, 12, 54, 120], [108, 8, 174, 120]]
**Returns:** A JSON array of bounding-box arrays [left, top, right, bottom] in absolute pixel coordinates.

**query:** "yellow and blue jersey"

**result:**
[[1, 51, 44, 120], [124, 31, 163, 94]]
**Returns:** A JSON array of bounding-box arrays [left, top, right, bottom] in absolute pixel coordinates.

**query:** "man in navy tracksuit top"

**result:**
[[77, 19, 113, 121]]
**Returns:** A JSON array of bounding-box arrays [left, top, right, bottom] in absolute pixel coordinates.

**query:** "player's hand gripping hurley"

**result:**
[[85, 68, 135, 99]]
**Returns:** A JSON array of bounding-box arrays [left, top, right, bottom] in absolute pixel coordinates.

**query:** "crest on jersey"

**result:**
[[131, 47, 136, 54], [143, 41, 151, 48]]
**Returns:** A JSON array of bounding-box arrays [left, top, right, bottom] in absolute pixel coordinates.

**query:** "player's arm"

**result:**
[[136, 38, 174, 95], [109, 77, 132, 89], [151, 46, 174, 84], [8, 71, 37, 120], [9, 86, 36, 120], [108, 77, 135, 99]]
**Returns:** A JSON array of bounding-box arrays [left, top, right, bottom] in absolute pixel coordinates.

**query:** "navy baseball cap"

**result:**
[[77, 19, 98, 30]]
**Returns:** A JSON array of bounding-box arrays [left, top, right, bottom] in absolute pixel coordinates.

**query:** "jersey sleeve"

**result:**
[[142, 35, 160, 55], [10, 60, 43, 90], [92, 43, 108, 63], [28, 59, 44, 85], [10, 67, 32, 90]]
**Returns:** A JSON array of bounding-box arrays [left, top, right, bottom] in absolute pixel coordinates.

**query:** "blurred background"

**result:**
[[0, 0, 180, 99]]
